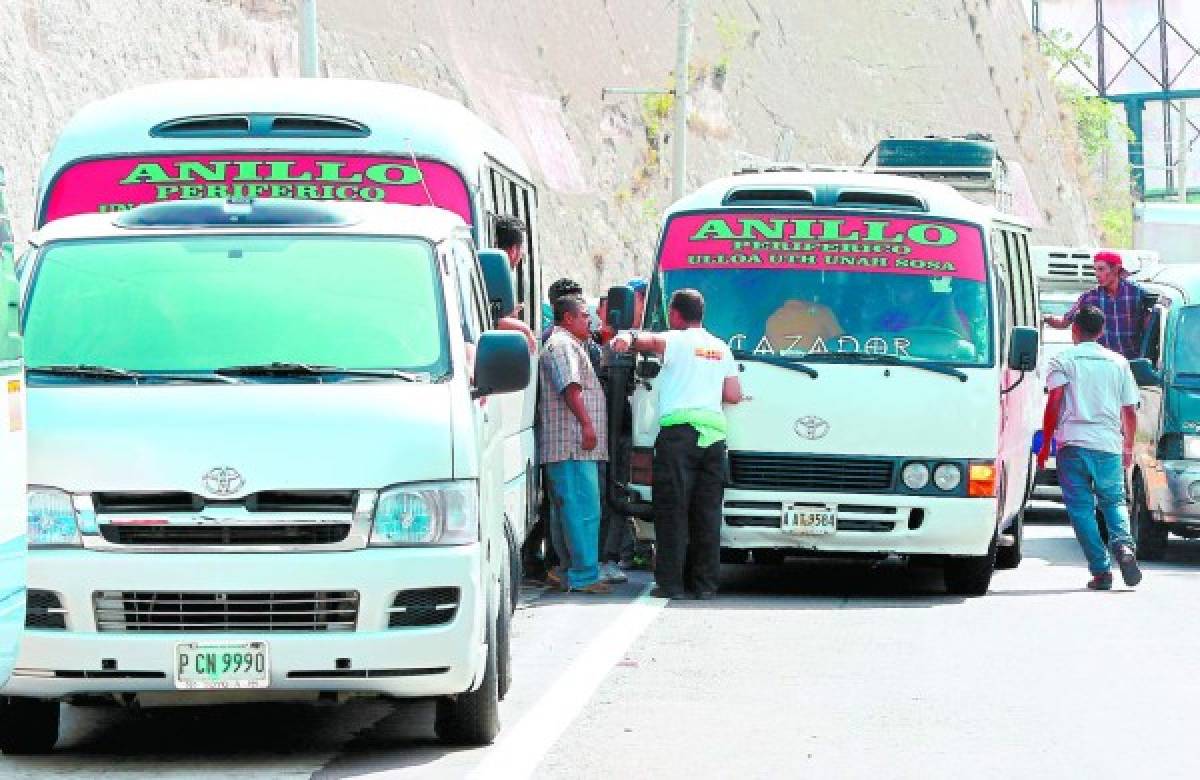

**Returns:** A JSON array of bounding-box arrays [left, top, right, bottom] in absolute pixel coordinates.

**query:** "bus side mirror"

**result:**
[[0, 254, 20, 361], [472, 331, 531, 399], [1130, 358, 1162, 388], [607, 285, 635, 330], [478, 249, 516, 325], [1007, 326, 1039, 372]]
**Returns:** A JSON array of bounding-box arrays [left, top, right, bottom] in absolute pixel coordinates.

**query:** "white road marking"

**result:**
[[468, 584, 665, 779]]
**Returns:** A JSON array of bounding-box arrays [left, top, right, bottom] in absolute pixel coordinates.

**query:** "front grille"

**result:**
[[26, 590, 66, 630], [99, 524, 351, 546], [388, 587, 460, 628], [729, 453, 895, 493], [93, 490, 356, 513], [94, 591, 359, 632]]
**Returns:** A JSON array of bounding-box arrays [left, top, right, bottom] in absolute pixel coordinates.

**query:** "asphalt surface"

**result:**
[[6, 503, 1200, 779]]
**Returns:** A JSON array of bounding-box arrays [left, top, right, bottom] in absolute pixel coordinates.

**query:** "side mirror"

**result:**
[[471, 331, 531, 399], [1129, 358, 1162, 388], [606, 285, 635, 330], [477, 249, 516, 324], [1007, 326, 1039, 372]]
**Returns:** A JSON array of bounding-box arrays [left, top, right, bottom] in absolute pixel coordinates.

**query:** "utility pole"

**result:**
[[1179, 101, 1189, 203], [671, 0, 694, 203], [298, 0, 320, 78], [601, 0, 694, 204]]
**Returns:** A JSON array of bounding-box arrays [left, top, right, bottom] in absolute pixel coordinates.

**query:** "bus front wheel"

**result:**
[[0, 697, 60, 755], [943, 533, 997, 596]]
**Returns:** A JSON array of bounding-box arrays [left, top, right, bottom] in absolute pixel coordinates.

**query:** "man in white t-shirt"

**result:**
[[1037, 304, 1142, 590], [611, 289, 746, 599]]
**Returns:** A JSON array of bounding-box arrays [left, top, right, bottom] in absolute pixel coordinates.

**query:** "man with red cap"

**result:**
[[1043, 251, 1148, 360]]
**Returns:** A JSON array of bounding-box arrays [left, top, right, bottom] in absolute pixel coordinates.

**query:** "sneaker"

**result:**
[[570, 580, 612, 595], [1086, 572, 1113, 591], [1112, 543, 1143, 587], [544, 569, 565, 591], [601, 562, 628, 584]]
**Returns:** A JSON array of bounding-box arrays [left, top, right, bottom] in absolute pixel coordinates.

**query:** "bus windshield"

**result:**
[[1174, 306, 1200, 376], [24, 235, 449, 376], [653, 211, 993, 366]]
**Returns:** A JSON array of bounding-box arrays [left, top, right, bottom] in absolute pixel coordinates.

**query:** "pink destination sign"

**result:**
[[658, 211, 987, 282], [40, 154, 473, 226]]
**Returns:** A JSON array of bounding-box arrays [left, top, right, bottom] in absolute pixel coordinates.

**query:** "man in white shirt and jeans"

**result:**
[[1037, 304, 1143, 590], [612, 289, 746, 599]]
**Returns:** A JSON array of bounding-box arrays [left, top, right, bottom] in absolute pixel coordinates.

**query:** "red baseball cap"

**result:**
[[1094, 250, 1127, 275]]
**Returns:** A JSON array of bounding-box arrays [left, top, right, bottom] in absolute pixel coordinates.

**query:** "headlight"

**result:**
[[902, 463, 930, 490], [370, 480, 479, 546], [933, 463, 963, 492], [1184, 435, 1200, 460], [28, 487, 82, 548]]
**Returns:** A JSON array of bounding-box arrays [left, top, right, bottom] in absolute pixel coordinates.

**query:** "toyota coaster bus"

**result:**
[[608, 160, 1041, 596]]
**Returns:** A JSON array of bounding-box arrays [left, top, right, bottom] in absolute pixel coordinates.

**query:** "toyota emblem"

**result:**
[[794, 416, 830, 440], [202, 467, 245, 496]]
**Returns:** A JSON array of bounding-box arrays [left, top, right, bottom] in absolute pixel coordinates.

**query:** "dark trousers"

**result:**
[[653, 425, 725, 594]]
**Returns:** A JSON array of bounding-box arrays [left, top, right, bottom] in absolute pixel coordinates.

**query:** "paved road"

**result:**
[[7, 506, 1200, 779]]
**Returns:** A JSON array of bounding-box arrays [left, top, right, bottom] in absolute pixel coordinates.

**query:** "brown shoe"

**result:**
[[570, 580, 612, 594], [544, 569, 565, 590]]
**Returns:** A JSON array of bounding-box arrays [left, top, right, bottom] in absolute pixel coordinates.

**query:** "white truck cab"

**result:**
[[0, 199, 530, 753]]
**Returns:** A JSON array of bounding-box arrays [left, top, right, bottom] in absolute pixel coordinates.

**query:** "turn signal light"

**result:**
[[968, 462, 997, 498], [630, 448, 654, 485]]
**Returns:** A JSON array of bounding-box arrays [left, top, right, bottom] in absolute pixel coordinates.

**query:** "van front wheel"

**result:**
[[943, 533, 997, 596], [0, 697, 60, 755], [1133, 479, 1167, 561], [435, 615, 501, 745]]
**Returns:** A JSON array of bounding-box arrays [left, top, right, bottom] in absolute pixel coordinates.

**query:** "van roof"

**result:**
[[28, 200, 468, 245], [666, 170, 1026, 229], [39, 78, 531, 185], [1139, 263, 1200, 303]]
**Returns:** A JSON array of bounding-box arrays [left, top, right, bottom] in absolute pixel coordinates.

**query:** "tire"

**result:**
[[505, 523, 520, 615], [720, 547, 750, 564], [435, 606, 501, 745], [1132, 478, 1168, 561], [995, 508, 1024, 570], [944, 532, 997, 596], [752, 549, 785, 565], [0, 697, 60, 755], [496, 576, 513, 701]]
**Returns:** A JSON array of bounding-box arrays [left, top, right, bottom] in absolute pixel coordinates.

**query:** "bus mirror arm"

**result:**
[[1001, 370, 1027, 396], [605, 352, 655, 520]]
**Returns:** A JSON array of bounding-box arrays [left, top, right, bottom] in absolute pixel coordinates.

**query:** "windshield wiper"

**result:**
[[805, 352, 968, 382], [139, 371, 242, 384], [732, 351, 818, 379], [27, 364, 143, 381], [213, 362, 427, 381]]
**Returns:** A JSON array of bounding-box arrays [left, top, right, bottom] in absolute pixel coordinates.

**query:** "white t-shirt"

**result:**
[[657, 327, 739, 417], [1045, 340, 1139, 454]]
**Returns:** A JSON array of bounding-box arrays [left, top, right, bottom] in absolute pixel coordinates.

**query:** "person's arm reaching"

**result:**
[[609, 330, 667, 356], [563, 384, 597, 450], [1038, 386, 1064, 471], [722, 376, 746, 404], [1121, 404, 1137, 469]]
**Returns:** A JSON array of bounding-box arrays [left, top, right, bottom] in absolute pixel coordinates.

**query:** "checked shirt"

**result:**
[[1065, 279, 1147, 360]]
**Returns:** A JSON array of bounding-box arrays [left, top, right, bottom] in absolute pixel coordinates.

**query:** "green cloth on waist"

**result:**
[[659, 409, 727, 448]]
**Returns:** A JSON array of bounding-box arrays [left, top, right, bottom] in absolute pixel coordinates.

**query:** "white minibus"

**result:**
[[33, 79, 541, 583], [0, 165, 26, 688], [609, 167, 1041, 595], [2, 199, 530, 752]]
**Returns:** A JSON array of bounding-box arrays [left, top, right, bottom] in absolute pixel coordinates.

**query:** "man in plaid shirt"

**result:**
[[538, 295, 610, 594], [1043, 251, 1147, 359]]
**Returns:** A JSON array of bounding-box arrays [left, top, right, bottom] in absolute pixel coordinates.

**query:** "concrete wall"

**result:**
[[0, 0, 1095, 287]]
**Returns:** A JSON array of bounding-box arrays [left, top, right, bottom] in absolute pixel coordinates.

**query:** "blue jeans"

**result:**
[[544, 460, 602, 589], [1057, 445, 1134, 574]]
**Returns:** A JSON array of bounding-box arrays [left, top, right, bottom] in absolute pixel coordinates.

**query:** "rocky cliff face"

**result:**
[[1, 0, 1094, 288]]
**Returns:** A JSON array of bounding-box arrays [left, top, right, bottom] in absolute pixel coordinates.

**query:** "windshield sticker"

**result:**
[[41, 154, 473, 226], [658, 212, 986, 282]]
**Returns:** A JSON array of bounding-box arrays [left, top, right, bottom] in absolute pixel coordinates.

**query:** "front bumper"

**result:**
[[1148, 460, 1200, 525], [4, 547, 486, 702], [630, 487, 996, 556]]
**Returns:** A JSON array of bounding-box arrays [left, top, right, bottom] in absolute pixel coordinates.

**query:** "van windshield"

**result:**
[[654, 211, 992, 366], [24, 235, 448, 376], [1175, 306, 1200, 375]]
